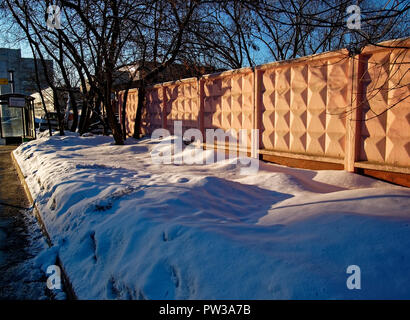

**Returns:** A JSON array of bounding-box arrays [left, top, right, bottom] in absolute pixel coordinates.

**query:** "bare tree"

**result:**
[[1, 0, 408, 142]]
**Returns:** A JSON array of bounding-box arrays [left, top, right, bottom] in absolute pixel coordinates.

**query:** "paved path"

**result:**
[[0, 145, 50, 300]]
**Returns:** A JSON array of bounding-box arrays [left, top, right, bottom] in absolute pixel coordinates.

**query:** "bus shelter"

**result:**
[[0, 93, 36, 144]]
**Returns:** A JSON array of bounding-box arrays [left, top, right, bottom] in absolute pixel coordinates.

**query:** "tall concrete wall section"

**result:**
[[325, 57, 350, 158], [358, 45, 410, 169], [164, 78, 199, 135], [257, 53, 350, 162], [119, 38, 410, 182], [118, 88, 138, 137], [143, 86, 163, 136], [202, 69, 254, 147]]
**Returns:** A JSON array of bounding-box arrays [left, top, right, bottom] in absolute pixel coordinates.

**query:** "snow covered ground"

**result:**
[[13, 132, 410, 299]]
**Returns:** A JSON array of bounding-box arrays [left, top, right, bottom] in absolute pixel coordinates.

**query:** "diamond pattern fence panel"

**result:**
[[257, 53, 350, 163], [143, 86, 164, 136], [202, 69, 254, 149], [164, 79, 199, 135], [358, 45, 410, 169], [118, 89, 138, 137]]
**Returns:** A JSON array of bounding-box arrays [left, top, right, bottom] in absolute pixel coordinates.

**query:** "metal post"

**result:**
[[0, 102, 3, 139], [32, 100, 36, 139], [21, 106, 26, 139]]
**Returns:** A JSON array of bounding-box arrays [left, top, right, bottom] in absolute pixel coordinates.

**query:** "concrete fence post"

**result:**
[[161, 86, 167, 130], [198, 78, 205, 139], [253, 68, 262, 158], [344, 54, 364, 172]]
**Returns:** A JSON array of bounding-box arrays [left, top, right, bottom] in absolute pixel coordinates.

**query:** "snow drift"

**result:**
[[13, 133, 410, 299]]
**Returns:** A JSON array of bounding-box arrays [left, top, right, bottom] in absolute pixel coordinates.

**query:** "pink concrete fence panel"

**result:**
[[202, 69, 254, 147], [256, 54, 350, 163], [143, 86, 163, 135], [119, 38, 410, 175], [357, 46, 410, 170], [118, 89, 138, 137], [164, 78, 199, 135]]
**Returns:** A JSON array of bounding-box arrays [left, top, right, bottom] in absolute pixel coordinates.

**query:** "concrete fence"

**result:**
[[118, 38, 410, 185]]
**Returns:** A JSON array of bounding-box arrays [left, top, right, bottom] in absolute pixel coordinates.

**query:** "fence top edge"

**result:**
[[116, 87, 138, 95], [161, 77, 198, 87], [255, 49, 351, 71], [254, 37, 410, 71], [201, 67, 254, 80], [360, 37, 410, 55], [144, 77, 198, 91]]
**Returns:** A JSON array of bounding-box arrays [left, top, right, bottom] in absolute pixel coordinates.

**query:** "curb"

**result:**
[[11, 150, 78, 300]]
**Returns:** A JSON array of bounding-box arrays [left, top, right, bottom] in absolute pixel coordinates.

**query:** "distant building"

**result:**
[[30, 87, 58, 118], [31, 87, 82, 119], [0, 48, 53, 96], [113, 61, 221, 90]]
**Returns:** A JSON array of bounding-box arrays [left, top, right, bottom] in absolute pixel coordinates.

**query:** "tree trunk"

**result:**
[[53, 89, 65, 136], [69, 91, 79, 132], [133, 83, 146, 140], [105, 72, 124, 145]]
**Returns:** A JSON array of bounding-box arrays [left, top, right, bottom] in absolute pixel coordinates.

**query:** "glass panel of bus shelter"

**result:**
[[0, 105, 23, 137]]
